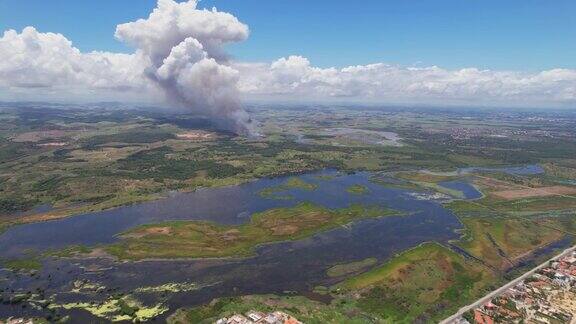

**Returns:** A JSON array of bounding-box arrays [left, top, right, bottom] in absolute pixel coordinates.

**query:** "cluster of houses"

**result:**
[[408, 191, 451, 202], [215, 310, 302, 324], [446, 126, 533, 140], [0, 319, 33, 324], [464, 251, 576, 324]]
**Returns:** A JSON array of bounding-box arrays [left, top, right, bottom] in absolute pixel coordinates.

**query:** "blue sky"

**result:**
[[0, 0, 574, 71]]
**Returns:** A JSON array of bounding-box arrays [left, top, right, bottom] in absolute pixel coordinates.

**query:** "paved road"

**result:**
[[440, 245, 576, 324]]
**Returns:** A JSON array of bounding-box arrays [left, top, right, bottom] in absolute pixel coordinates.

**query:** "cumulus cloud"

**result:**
[[0, 27, 147, 92], [0, 0, 574, 118], [236, 56, 576, 107]]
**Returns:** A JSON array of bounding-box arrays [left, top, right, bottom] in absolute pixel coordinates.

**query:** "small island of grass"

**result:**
[[327, 257, 377, 277], [106, 202, 400, 260], [2, 258, 42, 271], [284, 177, 318, 190], [259, 177, 318, 199], [347, 184, 370, 195]]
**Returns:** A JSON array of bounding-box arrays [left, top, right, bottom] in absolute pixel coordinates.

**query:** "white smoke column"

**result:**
[[115, 0, 256, 135]]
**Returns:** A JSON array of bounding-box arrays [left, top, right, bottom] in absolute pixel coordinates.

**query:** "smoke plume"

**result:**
[[115, 0, 256, 135]]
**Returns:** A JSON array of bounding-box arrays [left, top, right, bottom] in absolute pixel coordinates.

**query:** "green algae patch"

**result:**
[[54, 296, 167, 322], [133, 304, 169, 322], [58, 299, 120, 318], [107, 202, 401, 260], [71, 279, 106, 293], [135, 282, 200, 293]]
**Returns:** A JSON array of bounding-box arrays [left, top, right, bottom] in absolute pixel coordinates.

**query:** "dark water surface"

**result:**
[[0, 171, 464, 258], [0, 168, 540, 321]]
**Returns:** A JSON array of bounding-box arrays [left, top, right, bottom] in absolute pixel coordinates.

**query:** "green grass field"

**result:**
[[445, 197, 572, 270], [339, 243, 496, 323], [106, 202, 400, 260]]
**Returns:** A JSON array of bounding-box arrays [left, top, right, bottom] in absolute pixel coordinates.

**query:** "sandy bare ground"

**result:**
[[38, 142, 68, 147], [123, 226, 172, 239], [492, 185, 576, 199], [176, 131, 215, 141], [12, 130, 67, 142], [473, 176, 524, 191]]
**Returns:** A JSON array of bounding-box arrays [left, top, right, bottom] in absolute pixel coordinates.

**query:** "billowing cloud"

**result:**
[[115, 0, 248, 64], [0, 0, 255, 135], [114, 0, 254, 135], [0, 0, 575, 117]]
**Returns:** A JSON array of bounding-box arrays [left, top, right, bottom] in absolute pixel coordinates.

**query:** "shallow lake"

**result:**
[[0, 170, 470, 258], [0, 166, 547, 321]]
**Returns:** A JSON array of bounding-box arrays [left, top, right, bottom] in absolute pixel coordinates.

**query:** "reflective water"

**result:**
[[0, 170, 468, 321], [0, 166, 549, 321], [0, 171, 465, 259]]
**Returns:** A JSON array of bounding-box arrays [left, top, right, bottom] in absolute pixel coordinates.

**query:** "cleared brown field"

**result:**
[[492, 185, 576, 200], [472, 176, 523, 192], [37, 142, 68, 147], [12, 130, 67, 142]]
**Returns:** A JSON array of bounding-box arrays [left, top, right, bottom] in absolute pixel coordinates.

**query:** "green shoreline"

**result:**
[[0, 171, 314, 234]]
